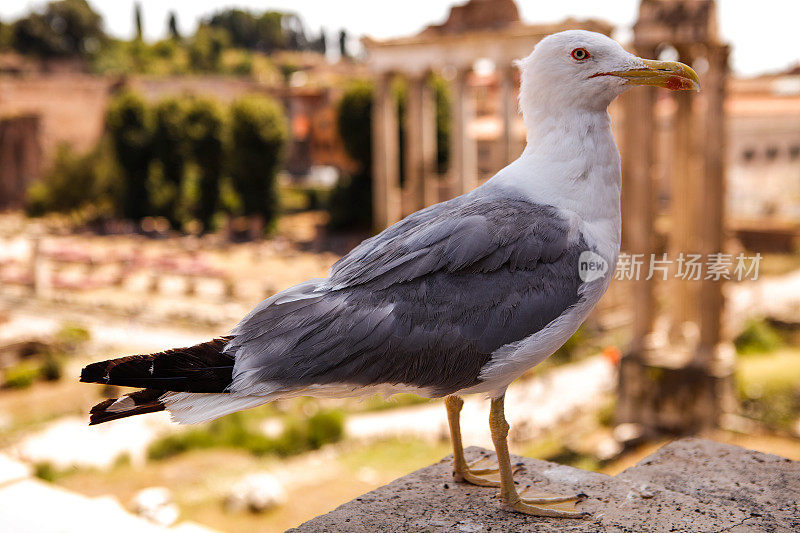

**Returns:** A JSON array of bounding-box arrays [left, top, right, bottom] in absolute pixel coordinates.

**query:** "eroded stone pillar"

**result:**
[[372, 72, 401, 230], [420, 74, 438, 208], [617, 68, 658, 430], [697, 45, 729, 360], [450, 68, 477, 195], [405, 74, 437, 213], [620, 46, 657, 354], [670, 70, 701, 342], [499, 64, 518, 166]]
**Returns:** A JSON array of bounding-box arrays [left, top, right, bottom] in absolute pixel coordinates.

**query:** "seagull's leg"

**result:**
[[488, 395, 589, 518], [444, 395, 520, 487]]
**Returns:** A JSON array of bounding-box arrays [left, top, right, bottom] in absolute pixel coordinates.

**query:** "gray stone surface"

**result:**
[[290, 438, 800, 532]]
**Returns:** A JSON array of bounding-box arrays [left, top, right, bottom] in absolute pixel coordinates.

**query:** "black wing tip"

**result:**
[[88, 403, 166, 425], [80, 360, 110, 384], [87, 389, 166, 425], [79, 336, 235, 389]]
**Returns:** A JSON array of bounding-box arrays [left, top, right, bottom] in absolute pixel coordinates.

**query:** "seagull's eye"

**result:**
[[571, 48, 590, 61]]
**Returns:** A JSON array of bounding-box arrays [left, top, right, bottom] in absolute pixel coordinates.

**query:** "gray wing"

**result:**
[[326, 190, 569, 290], [226, 188, 588, 396]]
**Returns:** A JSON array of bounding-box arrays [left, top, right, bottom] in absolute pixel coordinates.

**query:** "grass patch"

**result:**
[[338, 437, 451, 477], [147, 408, 345, 460], [1, 321, 90, 389], [520, 436, 603, 471], [597, 397, 617, 428], [279, 185, 330, 213], [737, 348, 800, 429], [3, 362, 41, 390], [33, 462, 90, 483], [735, 318, 783, 355]]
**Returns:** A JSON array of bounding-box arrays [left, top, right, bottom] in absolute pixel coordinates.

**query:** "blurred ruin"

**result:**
[[1, 1, 799, 532]]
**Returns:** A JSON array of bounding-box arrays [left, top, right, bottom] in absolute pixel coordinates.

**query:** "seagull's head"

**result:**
[[517, 30, 700, 114]]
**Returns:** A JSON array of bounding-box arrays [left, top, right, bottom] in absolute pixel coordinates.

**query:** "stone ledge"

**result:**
[[290, 438, 800, 532]]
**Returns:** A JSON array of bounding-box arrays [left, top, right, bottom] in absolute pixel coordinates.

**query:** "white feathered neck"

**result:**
[[488, 83, 623, 264]]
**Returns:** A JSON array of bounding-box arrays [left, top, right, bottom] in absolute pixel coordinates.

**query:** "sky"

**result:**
[[1, 0, 798, 76]]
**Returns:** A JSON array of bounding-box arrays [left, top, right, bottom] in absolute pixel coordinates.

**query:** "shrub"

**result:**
[[328, 76, 451, 230], [147, 408, 345, 460], [327, 80, 373, 230], [33, 461, 59, 482], [55, 322, 91, 350], [106, 91, 153, 221], [33, 461, 82, 482], [11, 0, 106, 59], [432, 75, 451, 173], [739, 386, 800, 430], [337, 80, 373, 172], [274, 409, 345, 455], [33, 89, 292, 232], [3, 362, 40, 389], [183, 97, 226, 232], [39, 352, 64, 381], [734, 318, 783, 355], [26, 142, 117, 218], [229, 95, 288, 227], [306, 409, 345, 449], [188, 25, 229, 72], [736, 349, 800, 429], [150, 98, 188, 225]]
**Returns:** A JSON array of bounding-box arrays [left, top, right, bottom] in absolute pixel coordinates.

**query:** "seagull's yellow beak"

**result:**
[[598, 59, 701, 91]]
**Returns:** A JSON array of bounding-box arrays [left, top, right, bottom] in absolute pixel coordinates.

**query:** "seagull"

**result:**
[[80, 30, 699, 518]]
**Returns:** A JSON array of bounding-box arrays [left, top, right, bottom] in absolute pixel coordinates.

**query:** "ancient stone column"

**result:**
[[620, 54, 657, 353], [697, 45, 730, 360], [615, 0, 732, 440], [372, 72, 401, 230], [616, 63, 658, 430], [449, 68, 477, 194], [404, 74, 437, 213], [499, 63, 519, 165], [669, 65, 701, 342], [420, 74, 439, 208]]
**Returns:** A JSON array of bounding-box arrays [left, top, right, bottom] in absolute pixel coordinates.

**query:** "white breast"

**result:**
[[463, 110, 622, 397]]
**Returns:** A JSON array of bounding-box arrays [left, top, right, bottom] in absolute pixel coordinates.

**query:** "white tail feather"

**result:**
[[160, 392, 270, 424]]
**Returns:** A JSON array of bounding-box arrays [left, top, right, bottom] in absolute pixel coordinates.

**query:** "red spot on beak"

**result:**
[[665, 75, 697, 91]]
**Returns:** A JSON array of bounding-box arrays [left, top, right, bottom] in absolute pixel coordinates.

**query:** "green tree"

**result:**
[[106, 91, 152, 221], [327, 80, 373, 229], [151, 98, 188, 225], [229, 95, 288, 230], [203, 8, 320, 53], [184, 97, 225, 232], [188, 25, 229, 72], [328, 76, 451, 230], [282, 13, 307, 51], [134, 2, 143, 42], [432, 75, 451, 173], [12, 0, 105, 58], [312, 28, 327, 55], [255, 11, 286, 52], [338, 29, 348, 59], [167, 11, 180, 40], [0, 20, 11, 50], [26, 142, 116, 218], [205, 9, 284, 52]]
